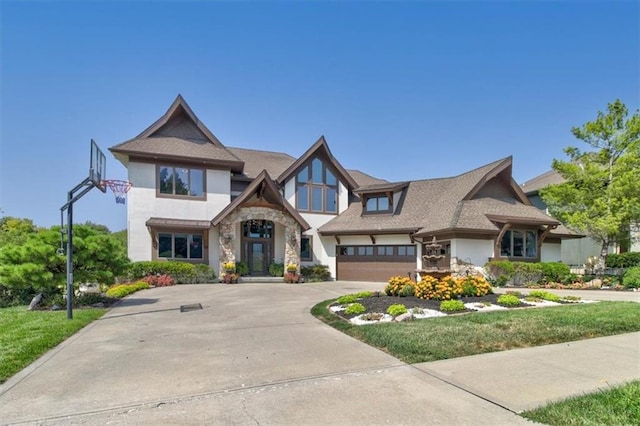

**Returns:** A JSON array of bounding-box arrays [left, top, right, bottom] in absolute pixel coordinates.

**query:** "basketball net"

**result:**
[[102, 180, 133, 204]]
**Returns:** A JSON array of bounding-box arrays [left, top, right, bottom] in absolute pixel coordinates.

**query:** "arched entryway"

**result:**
[[242, 219, 274, 276]]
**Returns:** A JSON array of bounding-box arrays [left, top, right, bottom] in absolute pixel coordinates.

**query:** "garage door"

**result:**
[[336, 245, 417, 282]]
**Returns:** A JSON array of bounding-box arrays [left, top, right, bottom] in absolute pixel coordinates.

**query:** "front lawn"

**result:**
[[0, 306, 106, 383], [311, 300, 640, 363], [521, 380, 640, 426]]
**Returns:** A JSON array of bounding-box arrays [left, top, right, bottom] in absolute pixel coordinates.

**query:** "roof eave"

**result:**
[[109, 149, 245, 173]]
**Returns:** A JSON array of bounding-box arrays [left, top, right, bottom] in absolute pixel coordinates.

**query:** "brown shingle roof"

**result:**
[[319, 158, 509, 235], [227, 147, 295, 179], [110, 136, 244, 171], [346, 169, 388, 187], [521, 169, 564, 194]]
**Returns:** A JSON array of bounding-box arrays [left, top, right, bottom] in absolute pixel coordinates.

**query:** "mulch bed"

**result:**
[[332, 293, 558, 320]]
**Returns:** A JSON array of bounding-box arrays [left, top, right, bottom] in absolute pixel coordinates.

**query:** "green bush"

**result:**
[[337, 294, 357, 304], [439, 300, 465, 312], [128, 261, 215, 284], [354, 291, 372, 298], [106, 282, 150, 298], [497, 294, 521, 307], [387, 304, 408, 316], [269, 262, 284, 277], [399, 284, 415, 297], [300, 264, 331, 282], [485, 261, 542, 286], [540, 262, 571, 283], [344, 303, 366, 315], [606, 252, 640, 268], [236, 261, 249, 276], [529, 290, 561, 302], [622, 267, 640, 289], [74, 293, 118, 307]]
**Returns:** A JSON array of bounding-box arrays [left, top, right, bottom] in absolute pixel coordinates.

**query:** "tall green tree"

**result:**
[[540, 99, 640, 268], [0, 223, 130, 304], [0, 216, 38, 248]]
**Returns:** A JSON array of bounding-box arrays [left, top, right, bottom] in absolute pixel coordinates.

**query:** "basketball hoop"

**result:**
[[102, 179, 133, 204]]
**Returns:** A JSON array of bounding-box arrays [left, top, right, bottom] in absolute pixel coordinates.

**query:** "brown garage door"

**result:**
[[336, 245, 416, 282]]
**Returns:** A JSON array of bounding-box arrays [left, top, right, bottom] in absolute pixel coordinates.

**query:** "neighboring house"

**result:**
[[520, 170, 636, 266], [110, 95, 575, 282]]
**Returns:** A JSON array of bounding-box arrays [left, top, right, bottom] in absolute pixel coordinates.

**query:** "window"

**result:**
[[158, 233, 203, 259], [500, 230, 537, 258], [158, 166, 204, 197], [296, 158, 338, 213], [301, 236, 312, 261], [243, 220, 273, 239], [397, 245, 416, 257], [365, 195, 391, 213]]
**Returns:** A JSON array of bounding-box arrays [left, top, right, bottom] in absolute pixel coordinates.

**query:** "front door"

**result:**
[[242, 220, 274, 276], [248, 242, 269, 275]]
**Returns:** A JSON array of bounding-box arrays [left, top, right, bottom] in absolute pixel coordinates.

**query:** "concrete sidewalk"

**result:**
[[0, 282, 638, 425]]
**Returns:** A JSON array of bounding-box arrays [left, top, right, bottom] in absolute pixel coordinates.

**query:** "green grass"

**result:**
[[312, 300, 640, 364], [521, 380, 640, 425], [0, 306, 106, 383]]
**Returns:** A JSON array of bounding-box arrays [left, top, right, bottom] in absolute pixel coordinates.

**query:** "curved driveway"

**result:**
[[1, 282, 637, 425]]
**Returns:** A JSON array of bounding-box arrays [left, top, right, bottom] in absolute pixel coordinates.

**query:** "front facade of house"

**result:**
[[110, 96, 574, 281]]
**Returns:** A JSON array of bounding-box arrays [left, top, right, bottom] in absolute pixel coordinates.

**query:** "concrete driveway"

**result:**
[[1, 282, 637, 425]]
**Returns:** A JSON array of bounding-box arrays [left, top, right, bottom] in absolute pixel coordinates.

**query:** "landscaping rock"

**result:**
[[395, 312, 414, 322], [28, 293, 43, 310], [51, 304, 62, 311]]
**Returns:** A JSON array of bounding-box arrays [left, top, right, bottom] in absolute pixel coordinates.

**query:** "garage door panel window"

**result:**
[[338, 245, 416, 261]]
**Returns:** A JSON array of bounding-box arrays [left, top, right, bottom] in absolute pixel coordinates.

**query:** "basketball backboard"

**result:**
[[90, 139, 107, 192]]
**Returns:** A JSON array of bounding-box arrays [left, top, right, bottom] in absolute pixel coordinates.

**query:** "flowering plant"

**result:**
[[286, 263, 298, 272], [223, 261, 236, 273]]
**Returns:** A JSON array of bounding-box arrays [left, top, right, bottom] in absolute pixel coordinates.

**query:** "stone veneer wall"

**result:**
[[218, 206, 301, 277]]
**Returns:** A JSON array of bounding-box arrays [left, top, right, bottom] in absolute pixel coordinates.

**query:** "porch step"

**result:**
[[237, 276, 284, 284]]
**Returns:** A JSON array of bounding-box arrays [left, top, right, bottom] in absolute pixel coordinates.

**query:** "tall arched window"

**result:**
[[296, 158, 338, 213]]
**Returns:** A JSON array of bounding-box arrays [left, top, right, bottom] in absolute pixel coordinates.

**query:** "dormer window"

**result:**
[[364, 194, 392, 213], [296, 158, 338, 213]]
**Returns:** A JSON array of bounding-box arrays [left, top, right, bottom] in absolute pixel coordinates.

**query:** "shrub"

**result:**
[[528, 290, 561, 302], [300, 264, 331, 282], [497, 294, 521, 307], [235, 261, 249, 276], [74, 293, 117, 307], [440, 300, 465, 312], [622, 267, 640, 289], [128, 261, 216, 284], [606, 252, 640, 268], [485, 260, 515, 286], [140, 274, 175, 287], [354, 291, 372, 298], [539, 262, 571, 284], [387, 304, 408, 316], [385, 276, 414, 296], [269, 262, 284, 277], [412, 275, 492, 301], [399, 284, 415, 297], [344, 303, 366, 315], [337, 294, 357, 304], [106, 282, 150, 298], [411, 307, 425, 315], [485, 260, 542, 286]]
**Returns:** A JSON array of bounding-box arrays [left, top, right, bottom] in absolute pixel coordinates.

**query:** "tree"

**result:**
[[0, 223, 130, 305], [0, 216, 38, 248], [541, 99, 640, 269]]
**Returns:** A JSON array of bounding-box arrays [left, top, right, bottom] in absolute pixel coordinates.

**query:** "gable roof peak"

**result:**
[[135, 94, 224, 147]]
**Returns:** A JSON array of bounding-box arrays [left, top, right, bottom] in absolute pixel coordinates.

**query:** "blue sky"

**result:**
[[1, 1, 638, 232]]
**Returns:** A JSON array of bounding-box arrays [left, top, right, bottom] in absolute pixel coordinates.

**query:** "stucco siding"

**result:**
[[541, 242, 562, 262], [126, 161, 230, 261], [451, 239, 493, 266]]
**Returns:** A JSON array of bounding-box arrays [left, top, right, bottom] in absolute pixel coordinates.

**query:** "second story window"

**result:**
[[365, 195, 392, 213], [158, 165, 205, 198], [296, 158, 338, 213]]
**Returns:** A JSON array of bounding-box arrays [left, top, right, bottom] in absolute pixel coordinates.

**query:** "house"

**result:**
[[520, 170, 639, 265], [110, 95, 575, 282]]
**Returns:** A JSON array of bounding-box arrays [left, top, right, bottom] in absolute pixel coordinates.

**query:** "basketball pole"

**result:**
[[60, 177, 97, 320]]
